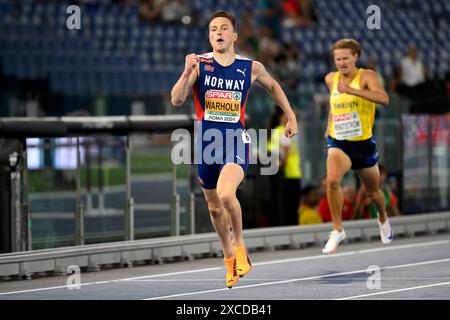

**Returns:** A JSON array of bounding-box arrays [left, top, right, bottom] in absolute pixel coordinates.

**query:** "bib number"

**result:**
[[333, 112, 363, 140], [204, 90, 241, 123]]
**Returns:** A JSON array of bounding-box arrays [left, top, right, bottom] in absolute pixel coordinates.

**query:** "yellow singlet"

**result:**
[[328, 68, 375, 141]]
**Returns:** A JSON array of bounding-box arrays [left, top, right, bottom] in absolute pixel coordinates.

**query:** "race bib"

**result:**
[[333, 112, 363, 140], [204, 90, 241, 123]]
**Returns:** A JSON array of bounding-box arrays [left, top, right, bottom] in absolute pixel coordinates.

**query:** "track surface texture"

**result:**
[[1, 233, 449, 300]]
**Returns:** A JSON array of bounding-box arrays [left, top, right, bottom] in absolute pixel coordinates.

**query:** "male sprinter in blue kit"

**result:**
[[171, 11, 298, 288]]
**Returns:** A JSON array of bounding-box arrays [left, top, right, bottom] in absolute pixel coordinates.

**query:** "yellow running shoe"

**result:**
[[223, 256, 238, 289], [234, 245, 252, 277]]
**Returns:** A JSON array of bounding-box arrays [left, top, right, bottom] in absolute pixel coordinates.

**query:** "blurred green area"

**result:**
[[27, 153, 189, 193]]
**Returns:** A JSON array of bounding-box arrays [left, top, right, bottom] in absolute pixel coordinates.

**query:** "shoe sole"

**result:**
[[322, 232, 346, 254], [378, 223, 393, 245], [227, 279, 238, 289], [227, 277, 238, 289], [238, 265, 252, 278], [322, 247, 337, 254]]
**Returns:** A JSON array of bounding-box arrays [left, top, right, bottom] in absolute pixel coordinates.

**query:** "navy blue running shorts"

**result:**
[[327, 136, 379, 170], [196, 127, 250, 190]]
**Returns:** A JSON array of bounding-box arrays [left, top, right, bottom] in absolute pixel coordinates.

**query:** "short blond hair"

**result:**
[[332, 39, 362, 58]]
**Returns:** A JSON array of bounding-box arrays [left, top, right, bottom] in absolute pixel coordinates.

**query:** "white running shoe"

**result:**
[[377, 214, 393, 244], [322, 229, 346, 254]]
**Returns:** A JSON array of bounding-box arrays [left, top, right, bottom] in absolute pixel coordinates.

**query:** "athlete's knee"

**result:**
[[217, 190, 236, 210], [327, 177, 341, 191], [366, 189, 382, 202], [208, 203, 223, 219]]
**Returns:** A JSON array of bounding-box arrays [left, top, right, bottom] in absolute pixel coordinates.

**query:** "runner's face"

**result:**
[[209, 17, 237, 53], [334, 49, 357, 75]]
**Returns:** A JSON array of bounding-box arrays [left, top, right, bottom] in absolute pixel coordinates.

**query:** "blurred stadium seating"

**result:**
[[0, 1, 448, 250], [0, 0, 448, 98]]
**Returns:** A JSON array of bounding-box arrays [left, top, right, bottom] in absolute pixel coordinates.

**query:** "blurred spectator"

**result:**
[[355, 165, 401, 219], [160, 0, 192, 25], [397, 45, 427, 96], [298, 184, 322, 224], [376, 165, 401, 217], [275, 43, 301, 90], [139, 0, 164, 22], [343, 184, 357, 207], [267, 106, 302, 226], [318, 178, 355, 222], [139, 0, 192, 25], [257, 26, 282, 74], [299, 0, 317, 25], [257, 0, 282, 39], [282, 0, 317, 27], [368, 58, 385, 89], [318, 176, 327, 196], [237, 41, 257, 61], [266, 106, 285, 227], [387, 175, 399, 198], [282, 0, 302, 27], [236, 11, 259, 60]]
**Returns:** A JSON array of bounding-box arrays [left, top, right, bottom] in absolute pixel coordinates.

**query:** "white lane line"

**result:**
[[252, 252, 357, 267], [128, 278, 296, 282], [0, 239, 448, 296], [0, 281, 110, 295], [336, 281, 450, 300], [119, 267, 221, 281], [124, 276, 450, 283], [0, 252, 358, 296], [381, 257, 450, 271], [143, 258, 450, 300], [358, 240, 450, 254]]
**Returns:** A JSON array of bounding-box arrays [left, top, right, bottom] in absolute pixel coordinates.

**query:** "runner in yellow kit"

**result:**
[[322, 39, 393, 253]]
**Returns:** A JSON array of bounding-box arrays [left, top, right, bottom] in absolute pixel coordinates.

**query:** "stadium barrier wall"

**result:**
[[0, 211, 449, 279]]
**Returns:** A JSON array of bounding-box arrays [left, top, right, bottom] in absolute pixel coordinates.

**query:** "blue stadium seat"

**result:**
[[0, 0, 445, 96]]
